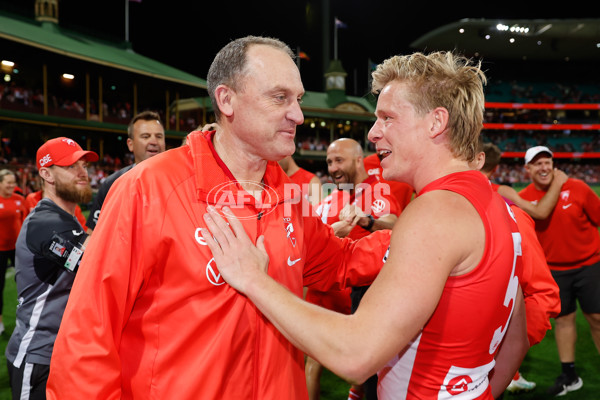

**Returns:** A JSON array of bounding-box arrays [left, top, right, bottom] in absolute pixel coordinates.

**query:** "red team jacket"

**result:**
[[47, 131, 390, 400], [377, 171, 523, 400], [510, 205, 560, 345]]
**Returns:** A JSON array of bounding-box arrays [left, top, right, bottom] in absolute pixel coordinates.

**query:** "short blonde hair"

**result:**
[[0, 169, 15, 183], [371, 51, 486, 162]]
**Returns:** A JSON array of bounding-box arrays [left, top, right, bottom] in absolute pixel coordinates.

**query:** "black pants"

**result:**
[[0, 249, 15, 316], [352, 286, 378, 399], [7, 360, 49, 400]]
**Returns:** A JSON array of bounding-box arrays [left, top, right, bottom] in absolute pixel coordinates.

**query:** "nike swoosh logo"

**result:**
[[287, 256, 302, 266], [562, 204, 572, 210], [72, 230, 84, 236]]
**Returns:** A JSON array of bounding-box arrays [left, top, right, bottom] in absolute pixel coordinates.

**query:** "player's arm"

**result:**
[[201, 190, 478, 383], [489, 287, 529, 398], [501, 168, 567, 220], [27, 215, 88, 274], [339, 203, 398, 232], [357, 213, 397, 232]]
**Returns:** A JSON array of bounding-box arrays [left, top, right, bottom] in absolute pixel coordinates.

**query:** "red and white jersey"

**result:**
[[316, 175, 400, 240], [377, 171, 523, 400]]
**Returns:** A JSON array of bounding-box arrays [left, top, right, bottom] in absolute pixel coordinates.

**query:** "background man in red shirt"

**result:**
[[519, 145, 600, 396]]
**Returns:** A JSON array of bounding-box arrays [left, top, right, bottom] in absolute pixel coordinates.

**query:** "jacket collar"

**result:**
[[187, 130, 293, 208]]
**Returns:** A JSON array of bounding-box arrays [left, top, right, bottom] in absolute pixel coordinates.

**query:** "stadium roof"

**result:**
[[411, 18, 600, 61], [0, 11, 207, 89]]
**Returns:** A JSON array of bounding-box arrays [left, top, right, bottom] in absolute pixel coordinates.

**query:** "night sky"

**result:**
[[0, 0, 594, 95]]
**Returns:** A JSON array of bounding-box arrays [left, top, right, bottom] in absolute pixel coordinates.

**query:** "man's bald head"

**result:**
[[326, 138, 367, 187], [328, 138, 363, 159]]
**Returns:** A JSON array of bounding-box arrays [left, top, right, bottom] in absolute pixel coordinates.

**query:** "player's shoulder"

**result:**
[[27, 200, 79, 232]]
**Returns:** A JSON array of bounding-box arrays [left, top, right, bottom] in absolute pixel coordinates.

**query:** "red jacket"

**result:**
[[47, 131, 389, 400], [510, 205, 560, 345]]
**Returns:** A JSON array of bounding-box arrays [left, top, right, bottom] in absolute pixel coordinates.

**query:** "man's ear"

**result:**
[[215, 85, 234, 118], [39, 167, 54, 184], [430, 107, 449, 138]]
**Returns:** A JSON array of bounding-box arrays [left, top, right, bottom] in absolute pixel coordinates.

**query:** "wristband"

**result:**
[[363, 214, 375, 231]]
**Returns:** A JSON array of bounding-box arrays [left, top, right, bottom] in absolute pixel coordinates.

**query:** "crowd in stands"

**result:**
[[485, 79, 600, 104], [2, 78, 600, 192], [0, 82, 199, 132]]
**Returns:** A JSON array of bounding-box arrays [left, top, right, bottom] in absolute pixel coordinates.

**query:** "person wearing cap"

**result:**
[[5, 137, 98, 400], [85, 110, 166, 234], [0, 169, 28, 336], [519, 145, 600, 396]]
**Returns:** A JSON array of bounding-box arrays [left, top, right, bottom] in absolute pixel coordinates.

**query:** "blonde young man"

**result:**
[[202, 51, 529, 399]]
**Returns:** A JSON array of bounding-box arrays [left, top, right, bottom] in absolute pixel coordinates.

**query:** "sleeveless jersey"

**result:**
[[378, 170, 523, 400]]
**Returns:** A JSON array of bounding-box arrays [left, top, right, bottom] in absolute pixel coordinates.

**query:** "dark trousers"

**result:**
[[7, 360, 50, 400], [352, 286, 378, 399]]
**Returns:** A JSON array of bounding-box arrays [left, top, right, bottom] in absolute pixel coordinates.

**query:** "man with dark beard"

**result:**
[[5, 137, 97, 400]]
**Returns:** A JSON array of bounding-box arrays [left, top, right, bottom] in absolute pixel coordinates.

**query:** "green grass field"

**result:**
[[1, 186, 599, 399]]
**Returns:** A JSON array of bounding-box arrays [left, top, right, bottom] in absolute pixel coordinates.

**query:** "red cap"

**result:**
[[36, 137, 99, 169]]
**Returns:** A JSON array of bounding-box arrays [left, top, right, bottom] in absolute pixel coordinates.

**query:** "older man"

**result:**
[[47, 36, 389, 400]]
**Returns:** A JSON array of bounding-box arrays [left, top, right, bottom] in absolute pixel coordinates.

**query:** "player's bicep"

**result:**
[[352, 194, 470, 360]]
